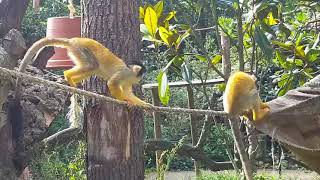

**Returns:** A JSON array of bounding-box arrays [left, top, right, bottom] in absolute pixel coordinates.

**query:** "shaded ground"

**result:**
[[145, 169, 320, 180]]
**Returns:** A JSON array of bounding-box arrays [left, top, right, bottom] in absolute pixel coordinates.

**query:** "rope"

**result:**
[[0, 66, 227, 117]]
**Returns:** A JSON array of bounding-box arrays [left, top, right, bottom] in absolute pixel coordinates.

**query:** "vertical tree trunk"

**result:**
[[0, 1, 29, 178], [82, 0, 144, 179], [0, 0, 29, 37]]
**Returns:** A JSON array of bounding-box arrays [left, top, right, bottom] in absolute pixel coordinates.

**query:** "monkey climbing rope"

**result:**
[[0, 66, 227, 117]]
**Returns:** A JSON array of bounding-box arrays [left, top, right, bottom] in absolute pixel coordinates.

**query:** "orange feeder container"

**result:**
[[46, 16, 81, 69]]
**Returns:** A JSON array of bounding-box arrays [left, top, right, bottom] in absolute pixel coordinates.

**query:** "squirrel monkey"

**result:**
[[15, 37, 151, 107], [223, 71, 270, 121]]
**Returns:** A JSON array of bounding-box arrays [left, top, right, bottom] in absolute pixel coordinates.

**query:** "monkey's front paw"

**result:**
[[141, 102, 153, 108], [64, 76, 76, 87]]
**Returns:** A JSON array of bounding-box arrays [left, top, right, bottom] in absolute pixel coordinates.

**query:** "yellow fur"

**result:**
[[17, 37, 150, 107], [223, 71, 270, 121]]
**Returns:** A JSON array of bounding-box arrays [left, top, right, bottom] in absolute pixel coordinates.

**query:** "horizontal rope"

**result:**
[[0, 66, 227, 117]]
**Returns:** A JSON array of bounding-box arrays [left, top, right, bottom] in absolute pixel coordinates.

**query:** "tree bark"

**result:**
[[0, 3, 29, 177], [82, 0, 144, 179], [229, 118, 254, 180], [0, 0, 29, 37]]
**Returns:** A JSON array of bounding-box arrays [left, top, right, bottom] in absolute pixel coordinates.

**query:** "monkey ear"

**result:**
[[131, 65, 143, 77]]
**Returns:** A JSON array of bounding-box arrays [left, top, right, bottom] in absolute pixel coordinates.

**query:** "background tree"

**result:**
[[81, 0, 145, 179]]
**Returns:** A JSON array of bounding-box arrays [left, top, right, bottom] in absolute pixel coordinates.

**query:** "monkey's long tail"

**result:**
[[15, 38, 71, 101]]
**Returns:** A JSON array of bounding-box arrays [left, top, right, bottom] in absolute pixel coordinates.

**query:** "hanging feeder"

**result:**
[[45, 1, 80, 69]]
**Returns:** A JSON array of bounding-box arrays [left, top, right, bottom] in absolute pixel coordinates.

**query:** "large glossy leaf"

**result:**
[[144, 7, 158, 37], [154, 1, 164, 18], [181, 62, 192, 83], [255, 27, 273, 60], [157, 71, 170, 105], [158, 26, 172, 45], [211, 55, 222, 65]]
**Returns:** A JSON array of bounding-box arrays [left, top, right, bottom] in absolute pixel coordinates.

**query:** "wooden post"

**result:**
[[186, 86, 201, 176], [151, 88, 162, 170]]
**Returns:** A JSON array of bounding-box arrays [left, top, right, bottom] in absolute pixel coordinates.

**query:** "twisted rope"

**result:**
[[0, 66, 227, 117]]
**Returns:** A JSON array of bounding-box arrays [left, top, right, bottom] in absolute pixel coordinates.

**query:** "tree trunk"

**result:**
[[82, 0, 144, 179], [0, 1, 29, 178], [0, 0, 29, 37]]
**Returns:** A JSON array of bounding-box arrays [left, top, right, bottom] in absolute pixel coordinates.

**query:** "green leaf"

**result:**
[[274, 51, 290, 69], [295, 33, 303, 46], [181, 62, 192, 83], [277, 73, 293, 96], [165, 11, 176, 22], [294, 59, 303, 67], [163, 57, 175, 71], [279, 24, 292, 38], [217, 83, 226, 92], [278, 73, 289, 87], [266, 12, 278, 26], [296, 12, 308, 23], [306, 49, 320, 62], [158, 26, 172, 45], [157, 71, 170, 105], [139, 7, 145, 21], [260, 21, 276, 36], [255, 27, 273, 60], [272, 40, 294, 50], [176, 28, 191, 49], [303, 71, 314, 79], [153, 1, 164, 18], [140, 24, 149, 35], [172, 56, 184, 67], [295, 45, 305, 58], [299, 78, 306, 86], [312, 33, 320, 49], [195, 54, 207, 62], [253, 1, 269, 15], [144, 7, 158, 37], [211, 55, 222, 65]]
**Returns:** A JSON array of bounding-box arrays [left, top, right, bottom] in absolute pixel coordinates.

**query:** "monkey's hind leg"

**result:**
[[69, 68, 96, 85], [64, 47, 98, 86], [64, 68, 78, 87]]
